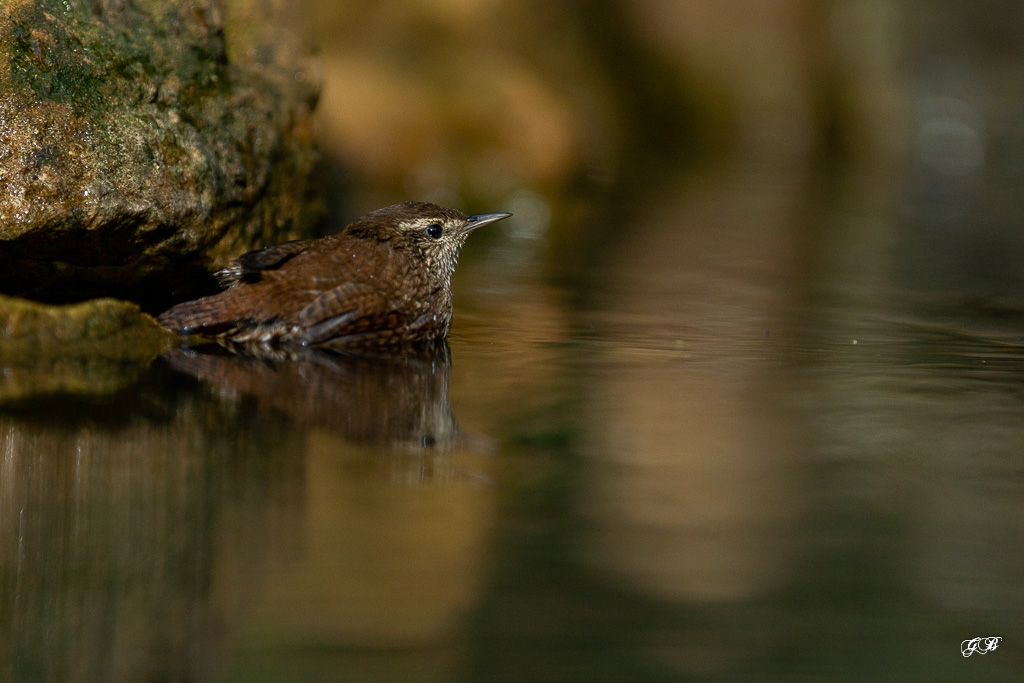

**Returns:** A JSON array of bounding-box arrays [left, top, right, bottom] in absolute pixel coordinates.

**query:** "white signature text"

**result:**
[[961, 637, 1001, 657]]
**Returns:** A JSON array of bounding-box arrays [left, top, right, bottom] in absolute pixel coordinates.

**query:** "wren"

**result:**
[[157, 201, 510, 351]]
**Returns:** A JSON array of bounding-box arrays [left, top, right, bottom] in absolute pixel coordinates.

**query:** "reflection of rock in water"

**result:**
[[0, 371, 304, 683], [161, 344, 461, 454], [0, 295, 171, 402], [0, 342, 492, 682]]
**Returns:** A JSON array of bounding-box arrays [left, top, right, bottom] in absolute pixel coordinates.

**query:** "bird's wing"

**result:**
[[290, 242, 434, 347], [216, 240, 312, 287], [296, 281, 409, 346]]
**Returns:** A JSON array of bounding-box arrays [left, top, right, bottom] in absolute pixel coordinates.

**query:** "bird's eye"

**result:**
[[425, 223, 443, 239]]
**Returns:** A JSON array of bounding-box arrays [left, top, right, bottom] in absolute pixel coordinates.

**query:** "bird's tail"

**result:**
[[157, 295, 240, 336]]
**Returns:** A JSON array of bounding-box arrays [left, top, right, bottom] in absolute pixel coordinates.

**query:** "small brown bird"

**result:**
[[157, 201, 510, 351]]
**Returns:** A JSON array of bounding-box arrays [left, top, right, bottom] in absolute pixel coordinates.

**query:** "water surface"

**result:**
[[2, 158, 1023, 682]]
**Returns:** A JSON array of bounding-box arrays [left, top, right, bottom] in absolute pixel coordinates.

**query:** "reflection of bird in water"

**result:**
[[157, 202, 510, 353], [160, 343, 461, 454]]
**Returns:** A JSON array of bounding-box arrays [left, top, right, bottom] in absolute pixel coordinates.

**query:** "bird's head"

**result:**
[[344, 201, 511, 281]]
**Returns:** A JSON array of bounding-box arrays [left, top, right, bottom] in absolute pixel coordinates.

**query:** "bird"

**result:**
[[157, 201, 510, 351]]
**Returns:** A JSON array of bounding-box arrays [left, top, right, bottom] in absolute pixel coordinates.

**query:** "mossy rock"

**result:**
[[0, 294, 169, 347], [0, 0, 322, 308], [0, 294, 174, 399]]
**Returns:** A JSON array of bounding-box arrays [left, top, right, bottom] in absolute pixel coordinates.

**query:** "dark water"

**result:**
[[2, 157, 1024, 682]]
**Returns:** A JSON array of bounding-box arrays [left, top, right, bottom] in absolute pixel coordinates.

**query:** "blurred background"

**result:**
[[3, 1, 1024, 681], [309, 0, 1024, 315]]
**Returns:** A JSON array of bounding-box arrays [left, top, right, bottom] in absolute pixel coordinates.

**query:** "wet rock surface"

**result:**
[[0, 294, 168, 348], [0, 294, 172, 399], [0, 0, 321, 309]]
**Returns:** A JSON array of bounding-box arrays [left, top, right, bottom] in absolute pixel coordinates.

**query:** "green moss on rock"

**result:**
[[0, 294, 176, 400], [0, 294, 171, 353], [0, 0, 322, 308]]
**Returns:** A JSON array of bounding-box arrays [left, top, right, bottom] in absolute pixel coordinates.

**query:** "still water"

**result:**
[[2, 157, 1023, 682]]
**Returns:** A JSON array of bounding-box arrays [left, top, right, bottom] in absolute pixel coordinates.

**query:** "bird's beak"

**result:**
[[463, 212, 512, 233]]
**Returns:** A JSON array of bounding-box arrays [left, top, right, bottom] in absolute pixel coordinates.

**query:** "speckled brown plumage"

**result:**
[[157, 202, 510, 351]]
